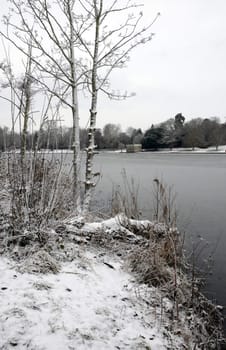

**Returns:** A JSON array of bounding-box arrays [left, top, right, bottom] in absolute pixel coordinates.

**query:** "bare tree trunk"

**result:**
[[21, 43, 32, 171], [71, 81, 81, 212], [67, 0, 81, 213], [83, 0, 102, 213]]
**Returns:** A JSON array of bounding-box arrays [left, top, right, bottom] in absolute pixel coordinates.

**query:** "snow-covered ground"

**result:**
[[148, 145, 226, 153], [0, 215, 222, 349], [3, 145, 226, 155], [84, 145, 226, 153], [0, 252, 171, 350]]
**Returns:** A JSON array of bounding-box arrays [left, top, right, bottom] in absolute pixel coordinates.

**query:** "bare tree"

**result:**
[[0, 0, 83, 212], [208, 117, 224, 151], [0, 38, 34, 198], [78, 0, 160, 211], [1, 0, 159, 214], [182, 118, 204, 150]]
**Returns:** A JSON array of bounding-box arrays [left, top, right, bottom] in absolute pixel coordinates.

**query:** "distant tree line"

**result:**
[[142, 114, 226, 151], [1, 114, 226, 151]]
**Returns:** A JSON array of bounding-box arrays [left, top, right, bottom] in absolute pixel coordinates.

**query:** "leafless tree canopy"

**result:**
[[0, 0, 159, 213]]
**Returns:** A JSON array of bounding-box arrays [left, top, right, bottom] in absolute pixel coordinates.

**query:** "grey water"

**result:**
[[92, 152, 226, 318]]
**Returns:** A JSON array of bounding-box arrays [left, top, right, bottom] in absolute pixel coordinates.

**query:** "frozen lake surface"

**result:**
[[92, 152, 226, 319]]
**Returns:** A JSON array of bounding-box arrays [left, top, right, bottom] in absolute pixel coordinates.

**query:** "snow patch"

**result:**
[[0, 255, 170, 350]]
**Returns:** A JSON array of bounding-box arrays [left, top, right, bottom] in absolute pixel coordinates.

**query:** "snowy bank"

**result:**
[[0, 254, 171, 350], [0, 216, 224, 349]]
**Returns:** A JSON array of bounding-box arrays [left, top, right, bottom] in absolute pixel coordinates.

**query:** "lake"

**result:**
[[92, 152, 226, 319]]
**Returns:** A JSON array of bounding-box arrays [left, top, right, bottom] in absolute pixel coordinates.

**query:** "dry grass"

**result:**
[[111, 169, 141, 219], [127, 224, 183, 288], [125, 221, 224, 349], [0, 152, 74, 255], [18, 249, 60, 274]]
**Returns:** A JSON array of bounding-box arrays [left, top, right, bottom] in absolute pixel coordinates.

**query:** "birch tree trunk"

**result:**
[[83, 0, 102, 213], [67, 0, 81, 212]]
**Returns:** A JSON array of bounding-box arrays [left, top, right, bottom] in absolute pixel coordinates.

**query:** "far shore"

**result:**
[[1, 145, 226, 155]]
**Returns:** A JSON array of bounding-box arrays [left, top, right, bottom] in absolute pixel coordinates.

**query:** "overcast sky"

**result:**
[[1, 0, 226, 131]]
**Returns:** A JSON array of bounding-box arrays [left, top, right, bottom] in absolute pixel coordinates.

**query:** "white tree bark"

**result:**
[[83, 0, 102, 212], [82, 0, 159, 212]]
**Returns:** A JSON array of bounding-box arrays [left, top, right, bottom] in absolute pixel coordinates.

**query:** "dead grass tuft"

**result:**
[[127, 225, 183, 287], [19, 249, 60, 274], [126, 222, 224, 348]]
